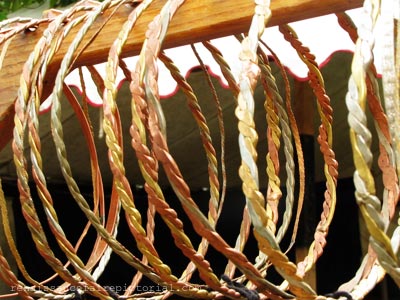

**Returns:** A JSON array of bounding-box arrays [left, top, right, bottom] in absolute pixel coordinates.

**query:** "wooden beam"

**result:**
[[0, 0, 363, 150]]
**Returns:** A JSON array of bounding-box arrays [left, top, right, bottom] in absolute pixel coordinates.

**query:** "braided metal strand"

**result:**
[[243, 51, 282, 277], [365, 72, 400, 285], [0, 16, 35, 29], [45, 0, 170, 291], [145, 55, 294, 300], [162, 48, 221, 228], [129, 3, 248, 297], [278, 25, 339, 281], [381, 0, 400, 179], [113, 61, 150, 297], [130, 83, 227, 299], [234, 1, 316, 298], [28, 73, 112, 300], [102, 0, 182, 290], [0, 180, 35, 300], [263, 81, 282, 228], [259, 40, 306, 252], [364, 0, 400, 284], [1, 112, 60, 293], [337, 13, 398, 222], [33, 61, 110, 300], [21, 3, 122, 295], [257, 48, 296, 245], [12, 6, 98, 291], [52, 86, 165, 288], [0, 18, 51, 46], [101, 0, 196, 290], [102, 0, 232, 297], [202, 40, 240, 96], [396, 10, 400, 102], [235, 0, 276, 246], [63, 84, 118, 282], [157, 51, 226, 285], [335, 11, 390, 296], [136, 1, 295, 298], [73, 65, 124, 284], [200, 40, 255, 279], [345, 0, 400, 290], [366, 72, 399, 226]]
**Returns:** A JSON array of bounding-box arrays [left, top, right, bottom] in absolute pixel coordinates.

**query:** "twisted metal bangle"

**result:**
[[134, 0, 294, 298], [158, 50, 223, 280], [380, 0, 400, 179], [24, 3, 124, 295], [335, 11, 392, 296], [235, 1, 316, 298], [200, 40, 253, 279], [257, 45, 296, 246], [12, 4, 100, 292], [130, 53, 227, 299], [130, 1, 248, 298], [345, 0, 400, 294], [278, 24, 339, 282], [43, 0, 168, 295], [102, 0, 220, 294], [259, 40, 305, 253]]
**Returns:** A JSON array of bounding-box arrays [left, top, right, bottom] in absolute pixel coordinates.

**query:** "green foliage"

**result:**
[[1, 0, 44, 20], [0, 10, 7, 20], [49, 0, 76, 10], [0, 0, 77, 21]]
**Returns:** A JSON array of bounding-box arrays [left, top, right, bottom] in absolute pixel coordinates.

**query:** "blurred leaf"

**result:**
[[0, 0, 77, 21], [0, 11, 7, 21]]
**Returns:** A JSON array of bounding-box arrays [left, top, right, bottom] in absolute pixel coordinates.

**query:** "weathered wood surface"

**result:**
[[0, 0, 363, 149]]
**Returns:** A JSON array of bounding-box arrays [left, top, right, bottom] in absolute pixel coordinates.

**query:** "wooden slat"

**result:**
[[0, 0, 363, 149]]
